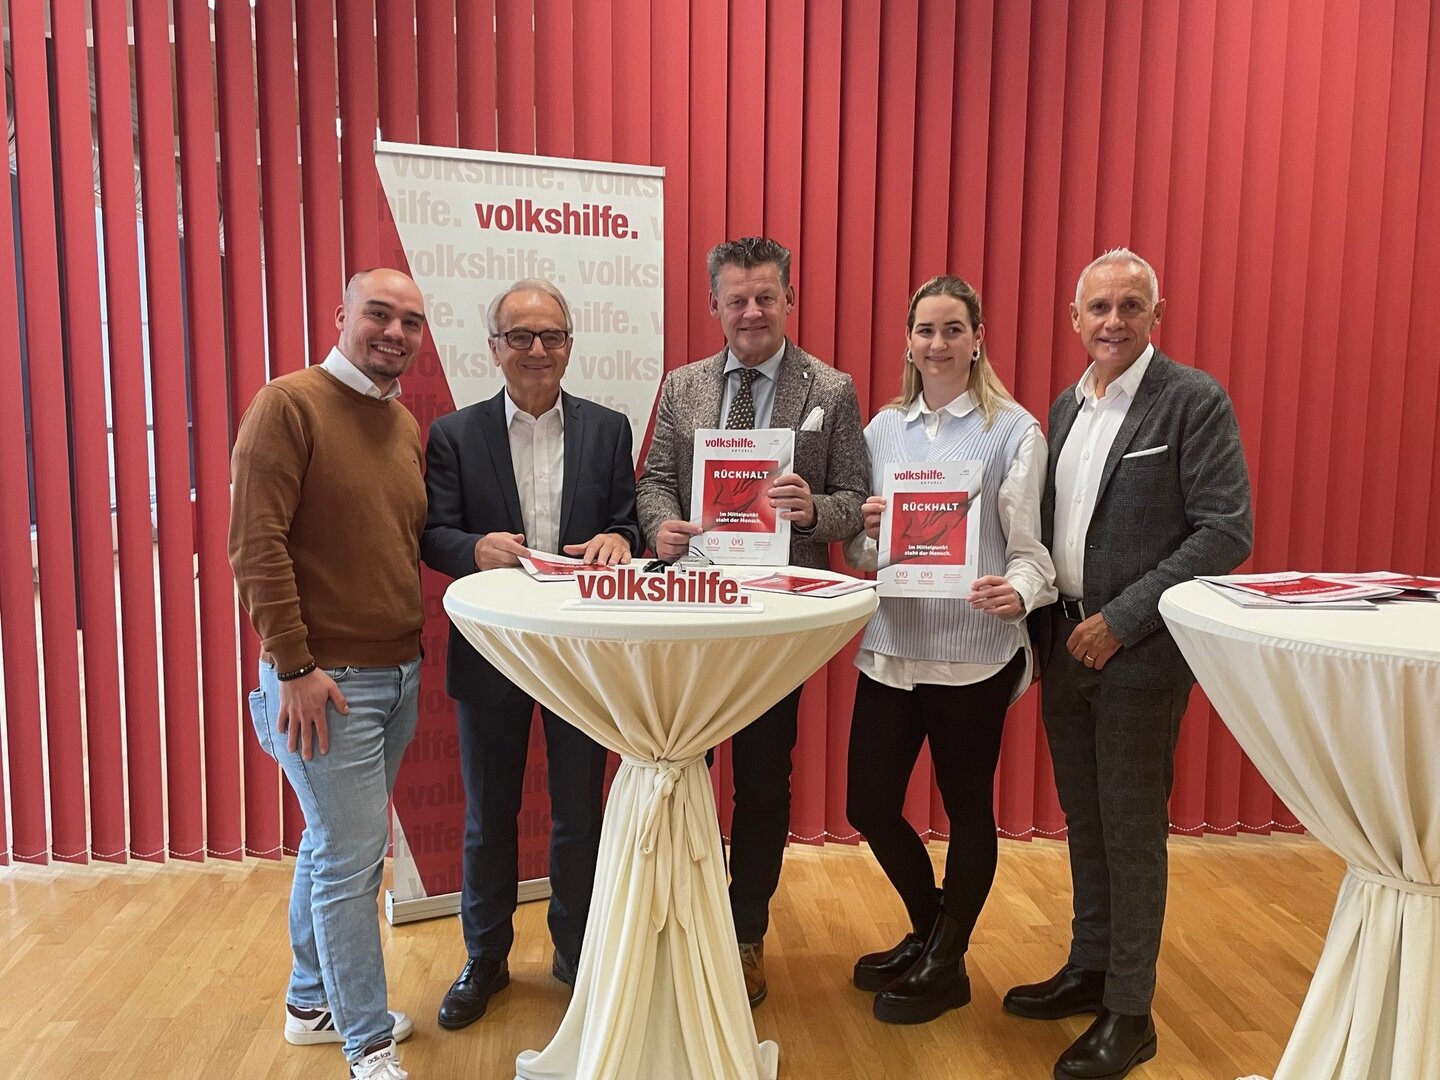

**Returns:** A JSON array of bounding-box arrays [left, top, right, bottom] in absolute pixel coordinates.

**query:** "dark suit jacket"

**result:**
[[421, 389, 640, 706], [635, 341, 869, 570], [1042, 350, 1253, 688]]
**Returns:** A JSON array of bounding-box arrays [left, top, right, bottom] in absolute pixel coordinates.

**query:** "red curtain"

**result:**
[[1, 0, 1436, 865]]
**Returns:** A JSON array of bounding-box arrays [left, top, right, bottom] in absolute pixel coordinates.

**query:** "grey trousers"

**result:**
[[1041, 621, 1192, 1015]]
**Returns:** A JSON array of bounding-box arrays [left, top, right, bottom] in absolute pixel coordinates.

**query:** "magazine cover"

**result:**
[[877, 460, 983, 597], [1198, 573, 1401, 604], [689, 427, 795, 565], [740, 571, 878, 598], [516, 552, 619, 582]]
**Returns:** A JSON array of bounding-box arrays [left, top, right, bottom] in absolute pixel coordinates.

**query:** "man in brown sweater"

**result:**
[[230, 267, 427, 1080]]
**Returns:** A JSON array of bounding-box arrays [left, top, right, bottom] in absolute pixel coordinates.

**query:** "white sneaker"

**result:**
[[350, 1042, 409, 1080], [284, 1004, 414, 1045]]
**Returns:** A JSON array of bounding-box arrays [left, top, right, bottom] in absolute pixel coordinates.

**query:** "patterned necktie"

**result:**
[[725, 368, 759, 429]]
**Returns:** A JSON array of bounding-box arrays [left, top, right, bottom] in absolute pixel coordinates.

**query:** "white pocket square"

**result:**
[[1122, 444, 1169, 459], [800, 406, 825, 432]]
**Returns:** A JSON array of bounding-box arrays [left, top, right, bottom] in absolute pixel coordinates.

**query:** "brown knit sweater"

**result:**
[[229, 366, 426, 672]]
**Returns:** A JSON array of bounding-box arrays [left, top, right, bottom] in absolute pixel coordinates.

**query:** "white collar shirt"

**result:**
[[903, 389, 975, 440], [1052, 344, 1155, 597], [320, 345, 402, 401], [720, 344, 785, 429], [504, 389, 565, 556]]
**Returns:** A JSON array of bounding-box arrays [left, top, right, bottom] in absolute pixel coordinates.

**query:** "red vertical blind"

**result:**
[[456, 1, 497, 150], [175, 0, 244, 860], [216, 0, 278, 858], [2, 0, 1437, 864], [135, 0, 205, 861], [91, 0, 166, 861], [51, 0, 125, 863], [10, 0, 85, 864], [0, 1, 42, 865], [338, 0, 382, 275]]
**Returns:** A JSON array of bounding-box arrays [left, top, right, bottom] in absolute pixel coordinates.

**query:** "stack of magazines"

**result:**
[[1198, 572, 1440, 609]]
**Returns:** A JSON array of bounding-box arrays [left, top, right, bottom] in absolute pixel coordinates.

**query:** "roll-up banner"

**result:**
[[374, 142, 665, 924]]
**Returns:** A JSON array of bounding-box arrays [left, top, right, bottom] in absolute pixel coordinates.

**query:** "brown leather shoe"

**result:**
[[738, 941, 767, 1007]]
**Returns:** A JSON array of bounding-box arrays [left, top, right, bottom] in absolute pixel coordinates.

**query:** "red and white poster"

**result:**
[[1199, 572, 1403, 604], [740, 571, 877, 598], [374, 143, 664, 924], [877, 461, 982, 598], [518, 551, 619, 582], [690, 428, 794, 565]]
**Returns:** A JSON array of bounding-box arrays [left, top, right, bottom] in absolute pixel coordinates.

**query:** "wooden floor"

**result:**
[[0, 835, 1340, 1079]]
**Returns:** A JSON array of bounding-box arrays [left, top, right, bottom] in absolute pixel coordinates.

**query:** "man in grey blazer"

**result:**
[[1004, 249, 1252, 1080], [422, 278, 640, 1030], [636, 236, 868, 1006]]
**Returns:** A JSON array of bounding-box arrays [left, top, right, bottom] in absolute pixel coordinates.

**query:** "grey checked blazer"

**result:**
[[637, 341, 869, 569], [1041, 350, 1253, 688]]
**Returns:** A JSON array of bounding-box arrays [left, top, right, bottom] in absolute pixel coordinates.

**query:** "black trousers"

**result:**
[[455, 689, 607, 965], [1040, 612, 1192, 1015], [845, 652, 1025, 951], [711, 685, 803, 944]]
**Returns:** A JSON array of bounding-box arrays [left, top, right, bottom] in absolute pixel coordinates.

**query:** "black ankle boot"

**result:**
[[853, 932, 926, 991], [854, 888, 942, 991], [872, 905, 971, 1024], [1054, 1009, 1156, 1079]]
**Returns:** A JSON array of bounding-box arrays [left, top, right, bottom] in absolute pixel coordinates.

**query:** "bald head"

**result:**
[[334, 268, 427, 392]]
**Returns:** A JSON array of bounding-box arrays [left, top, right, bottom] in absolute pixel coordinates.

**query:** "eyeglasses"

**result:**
[[494, 327, 571, 351]]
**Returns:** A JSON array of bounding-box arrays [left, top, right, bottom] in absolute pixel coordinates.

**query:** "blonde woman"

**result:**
[[845, 276, 1056, 1024]]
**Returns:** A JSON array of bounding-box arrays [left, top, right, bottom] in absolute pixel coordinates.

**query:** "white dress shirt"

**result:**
[[719, 344, 785, 428], [505, 390, 565, 556], [319, 345, 402, 400], [847, 391, 1055, 697], [1052, 344, 1155, 597]]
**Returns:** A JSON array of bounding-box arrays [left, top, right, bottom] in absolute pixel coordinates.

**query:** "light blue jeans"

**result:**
[[248, 657, 420, 1062]]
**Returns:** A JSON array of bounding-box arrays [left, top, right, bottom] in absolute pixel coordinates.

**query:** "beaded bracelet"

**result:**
[[276, 661, 317, 682]]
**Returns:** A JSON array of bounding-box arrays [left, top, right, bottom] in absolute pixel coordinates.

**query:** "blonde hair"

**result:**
[[891, 275, 1016, 428]]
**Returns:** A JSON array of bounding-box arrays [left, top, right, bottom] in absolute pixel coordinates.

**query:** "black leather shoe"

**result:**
[[1054, 1009, 1156, 1079], [552, 949, 578, 987], [872, 906, 971, 1024], [436, 957, 509, 1029], [855, 888, 941, 991], [1003, 962, 1106, 1020], [853, 933, 925, 991]]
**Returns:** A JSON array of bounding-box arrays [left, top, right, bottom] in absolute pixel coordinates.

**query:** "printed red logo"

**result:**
[[700, 458, 780, 532], [889, 491, 970, 566]]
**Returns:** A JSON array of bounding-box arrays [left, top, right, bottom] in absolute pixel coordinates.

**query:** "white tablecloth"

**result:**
[[1160, 581, 1440, 1080], [445, 567, 877, 1080]]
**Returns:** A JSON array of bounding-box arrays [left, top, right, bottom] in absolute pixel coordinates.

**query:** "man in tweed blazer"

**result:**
[[637, 236, 868, 1006], [1004, 249, 1251, 1080]]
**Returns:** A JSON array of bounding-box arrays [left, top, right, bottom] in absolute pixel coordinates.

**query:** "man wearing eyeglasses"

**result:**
[[420, 277, 640, 1030]]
